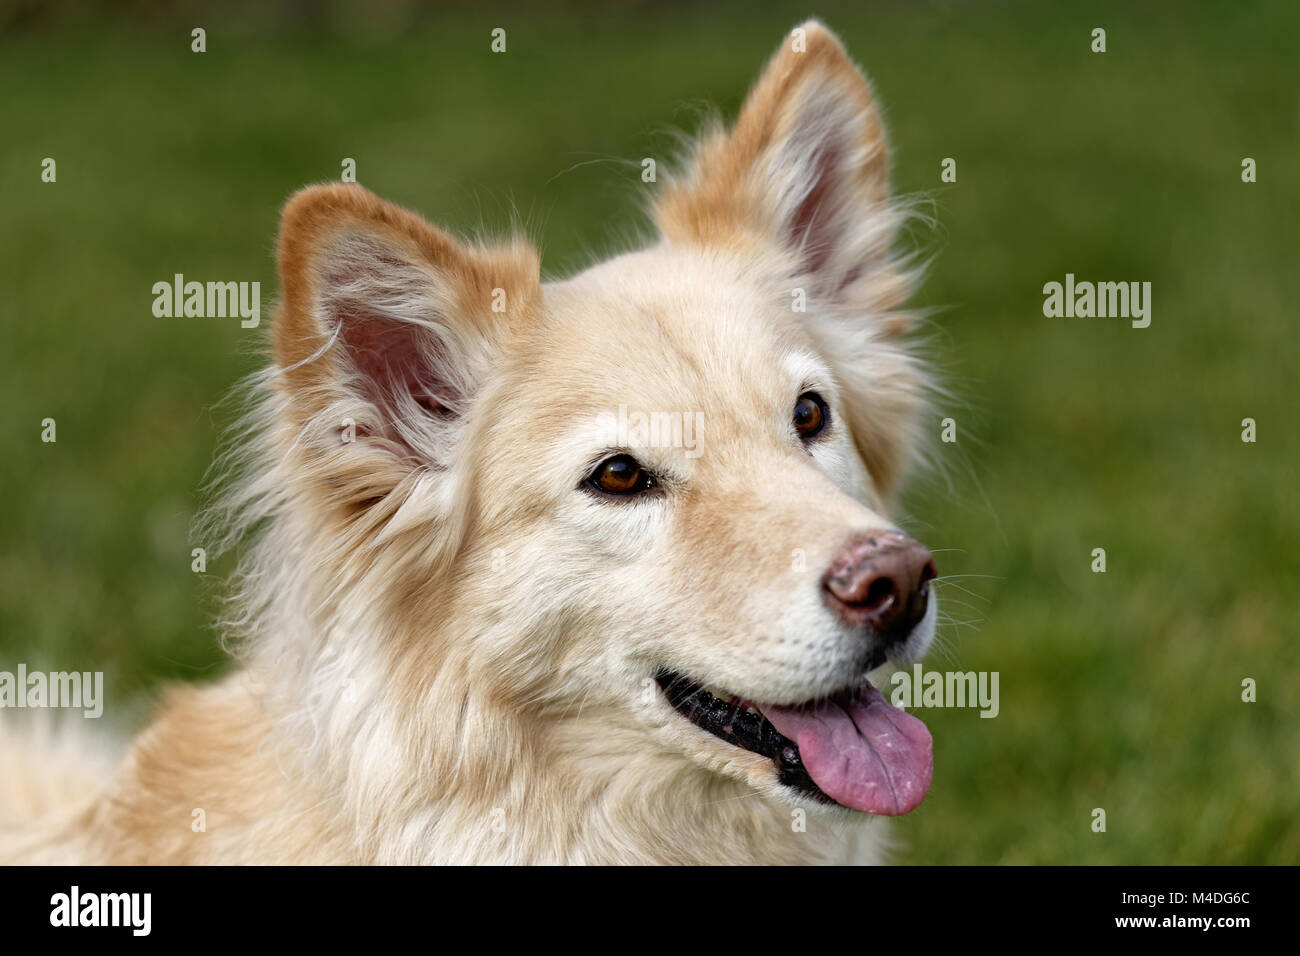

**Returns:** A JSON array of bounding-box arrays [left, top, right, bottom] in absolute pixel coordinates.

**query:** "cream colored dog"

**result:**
[[2, 20, 940, 865]]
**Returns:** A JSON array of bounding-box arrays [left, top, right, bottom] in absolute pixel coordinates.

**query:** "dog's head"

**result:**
[[265, 21, 936, 818]]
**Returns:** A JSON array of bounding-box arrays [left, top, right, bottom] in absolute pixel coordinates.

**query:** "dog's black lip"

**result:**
[[653, 669, 835, 805]]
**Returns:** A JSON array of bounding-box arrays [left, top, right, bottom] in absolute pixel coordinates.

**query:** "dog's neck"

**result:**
[[241, 648, 868, 864], [210, 507, 877, 863]]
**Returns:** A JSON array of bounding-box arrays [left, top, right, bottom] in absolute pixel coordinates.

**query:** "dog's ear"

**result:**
[[655, 23, 925, 499], [272, 183, 539, 504], [653, 20, 909, 327]]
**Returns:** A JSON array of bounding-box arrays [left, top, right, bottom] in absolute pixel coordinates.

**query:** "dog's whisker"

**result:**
[[932, 597, 986, 617], [932, 584, 990, 607], [935, 616, 984, 630]]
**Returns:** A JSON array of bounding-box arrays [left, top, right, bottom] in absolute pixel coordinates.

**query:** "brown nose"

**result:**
[[823, 532, 936, 646]]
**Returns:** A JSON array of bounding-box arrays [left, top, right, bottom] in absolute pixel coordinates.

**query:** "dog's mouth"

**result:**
[[654, 669, 933, 816]]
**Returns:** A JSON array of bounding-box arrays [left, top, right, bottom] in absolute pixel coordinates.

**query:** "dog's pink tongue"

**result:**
[[759, 683, 933, 815]]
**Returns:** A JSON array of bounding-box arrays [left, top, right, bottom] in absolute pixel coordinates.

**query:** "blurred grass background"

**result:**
[[1, 0, 1296, 863]]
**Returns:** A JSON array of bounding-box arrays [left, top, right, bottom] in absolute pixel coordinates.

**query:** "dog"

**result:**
[[1, 19, 939, 864]]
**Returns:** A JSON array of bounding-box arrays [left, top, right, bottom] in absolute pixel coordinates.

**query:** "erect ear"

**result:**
[[653, 20, 910, 326], [273, 183, 538, 501], [655, 22, 925, 500]]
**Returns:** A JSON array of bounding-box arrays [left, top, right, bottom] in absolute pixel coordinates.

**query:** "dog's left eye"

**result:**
[[793, 391, 829, 440], [586, 454, 657, 497]]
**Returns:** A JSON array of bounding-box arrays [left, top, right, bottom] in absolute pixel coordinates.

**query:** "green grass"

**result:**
[[2, 0, 1296, 863]]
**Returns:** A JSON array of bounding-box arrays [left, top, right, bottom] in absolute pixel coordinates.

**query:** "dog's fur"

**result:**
[[1, 21, 936, 864]]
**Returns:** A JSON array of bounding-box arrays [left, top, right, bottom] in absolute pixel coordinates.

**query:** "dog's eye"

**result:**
[[587, 454, 656, 497], [793, 392, 829, 440]]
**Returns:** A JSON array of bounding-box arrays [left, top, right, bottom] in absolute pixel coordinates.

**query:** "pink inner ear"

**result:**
[[334, 303, 458, 425], [788, 139, 845, 281]]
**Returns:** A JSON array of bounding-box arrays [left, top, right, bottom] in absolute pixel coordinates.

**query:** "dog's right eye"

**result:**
[[586, 454, 656, 497], [794, 391, 830, 441]]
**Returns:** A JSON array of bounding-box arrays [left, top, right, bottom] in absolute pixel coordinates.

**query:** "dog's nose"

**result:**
[[823, 532, 937, 646]]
